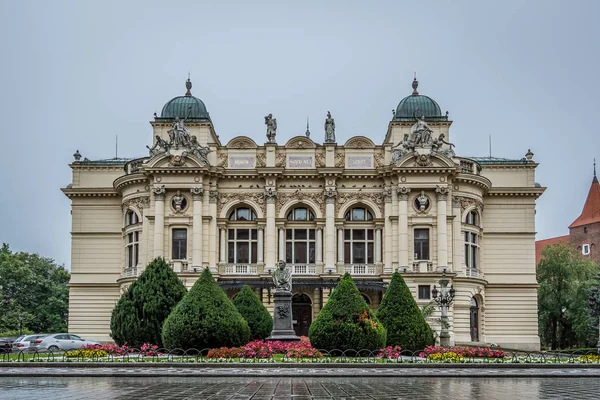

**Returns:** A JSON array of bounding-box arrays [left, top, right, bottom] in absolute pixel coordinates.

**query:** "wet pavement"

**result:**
[[1, 376, 600, 399]]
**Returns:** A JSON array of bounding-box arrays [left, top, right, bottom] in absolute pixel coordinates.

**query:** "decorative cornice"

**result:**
[[62, 188, 120, 198], [487, 187, 546, 198]]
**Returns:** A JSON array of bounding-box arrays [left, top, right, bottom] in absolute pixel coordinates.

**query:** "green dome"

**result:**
[[158, 79, 211, 121], [393, 78, 447, 122]]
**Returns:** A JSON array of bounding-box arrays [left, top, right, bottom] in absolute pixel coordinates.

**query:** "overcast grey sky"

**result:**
[[1, 0, 598, 268]]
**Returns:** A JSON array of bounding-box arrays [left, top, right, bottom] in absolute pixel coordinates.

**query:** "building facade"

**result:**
[[63, 78, 544, 350]]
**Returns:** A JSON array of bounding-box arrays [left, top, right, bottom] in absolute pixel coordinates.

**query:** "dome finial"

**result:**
[[185, 73, 192, 96], [594, 158, 597, 179], [305, 116, 310, 137], [412, 72, 419, 95]]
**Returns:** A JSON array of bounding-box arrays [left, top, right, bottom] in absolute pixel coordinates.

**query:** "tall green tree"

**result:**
[[0, 244, 70, 334], [161, 268, 250, 349], [376, 272, 434, 350], [308, 273, 386, 351], [538, 243, 598, 349], [110, 257, 187, 347], [233, 285, 273, 340]]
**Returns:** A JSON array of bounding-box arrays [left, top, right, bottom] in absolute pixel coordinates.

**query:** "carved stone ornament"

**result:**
[[123, 196, 150, 215], [218, 192, 266, 217], [287, 137, 315, 149], [383, 186, 393, 203], [169, 154, 186, 167], [264, 187, 278, 203], [435, 185, 449, 201], [228, 137, 257, 149], [336, 191, 384, 216], [415, 191, 430, 213], [256, 153, 266, 167], [209, 190, 219, 204], [152, 185, 166, 200], [345, 137, 374, 149], [323, 187, 338, 204], [218, 151, 228, 167], [396, 186, 411, 200], [276, 153, 286, 168], [335, 150, 345, 168], [414, 153, 433, 167], [190, 186, 204, 199], [374, 152, 384, 168], [315, 151, 325, 168], [453, 195, 484, 212], [276, 304, 290, 319], [277, 191, 325, 216], [171, 190, 187, 214]]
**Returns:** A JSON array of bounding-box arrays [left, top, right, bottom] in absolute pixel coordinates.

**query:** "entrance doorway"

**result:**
[[470, 297, 479, 342], [292, 293, 312, 337]]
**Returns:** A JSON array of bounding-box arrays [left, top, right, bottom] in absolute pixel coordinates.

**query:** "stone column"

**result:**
[[436, 185, 449, 268], [265, 187, 277, 269], [257, 227, 264, 265], [209, 189, 219, 272], [316, 228, 323, 263], [219, 227, 227, 264], [278, 227, 285, 262], [324, 187, 337, 273], [152, 185, 166, 258], [397, 186, 411, 270], [452, 196, 463, 274], [191, 186, 204, 269], [375, 227, 382, 264], [337, 227, 344, 268], [383, 186, 393, 273], [313, 287, 322, 317]]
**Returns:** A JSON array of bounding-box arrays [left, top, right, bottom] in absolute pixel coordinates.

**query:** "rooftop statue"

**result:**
[[410, 108, 434, 146], [431, 133, 456, 157], [188, 135, 212, 165], [147, 135, 170, 156], [272, 260, 291, 292], [169, 114, 191, 149], [324, 111, 336, 143], [391, 133, 415, 163], [265, 114, 277, 143]]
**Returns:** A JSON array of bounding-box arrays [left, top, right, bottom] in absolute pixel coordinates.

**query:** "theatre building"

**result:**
[[63, 78, 544, 350]]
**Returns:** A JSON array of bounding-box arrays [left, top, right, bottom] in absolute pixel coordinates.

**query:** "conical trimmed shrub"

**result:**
[[233, 285, 273, 340], [308, 273, 386, 351], [376, 271, 434, 350], [161, 268, 250, 349], [110, 257, 186, 347]]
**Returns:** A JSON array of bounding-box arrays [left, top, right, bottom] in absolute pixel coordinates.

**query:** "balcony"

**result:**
[[412, 260, 434, 273], [121, 267, 139, 278], [466, 268, 482, 278], [291, 264, 317, 275], [225, 263, 258, 275], [344, 264, 377, 275]]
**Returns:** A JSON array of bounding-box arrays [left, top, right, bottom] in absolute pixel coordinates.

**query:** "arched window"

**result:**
[[343, 206, 377, 274], [126, 210, 139, 226], [229, 207, 257, 221], [227, 206, 259, 273], [465, 210, 479, 226], [345, 207, 373, 221], [287, 207, 315, 221]]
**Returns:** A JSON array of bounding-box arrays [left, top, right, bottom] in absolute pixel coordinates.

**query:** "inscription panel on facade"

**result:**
[[287, 156, 313, 169], [229, 156, 255, 169], [346, 155, 373, 169]]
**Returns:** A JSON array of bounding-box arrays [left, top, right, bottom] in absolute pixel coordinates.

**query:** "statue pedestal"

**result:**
[[267, 291, 300, 342]]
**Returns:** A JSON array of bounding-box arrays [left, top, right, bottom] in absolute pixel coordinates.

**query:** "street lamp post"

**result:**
[[431, 268, 456, 347]]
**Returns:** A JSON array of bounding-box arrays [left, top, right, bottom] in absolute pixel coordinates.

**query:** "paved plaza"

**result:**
[[2, 376, 600, 399]]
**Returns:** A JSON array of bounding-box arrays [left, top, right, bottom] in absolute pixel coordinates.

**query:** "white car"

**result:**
[[11, 334, 48, 353], [29, 333, 100, 352]]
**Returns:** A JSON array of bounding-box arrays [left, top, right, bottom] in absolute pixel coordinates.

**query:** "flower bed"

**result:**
[[206, 337, 322, 359], [419, 346, 507, 360]]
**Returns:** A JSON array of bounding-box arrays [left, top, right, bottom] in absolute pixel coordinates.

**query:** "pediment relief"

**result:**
[[344, 136, 375, 149], [394, 151, 456, 169], [145, 153, 208, 169], [285, 136, 317, 149], [226, 136, 258, 149]]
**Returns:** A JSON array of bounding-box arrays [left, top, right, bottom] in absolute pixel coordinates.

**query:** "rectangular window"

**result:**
[[418, 285, 431, 300], [344, 229, 375, 264], [126, 231, 140, 268], [228, 228, 258, 264], [172, 229, 187, 260], [465, 231, 479, 269], [414, 229, 430, 260], [583, 244, 590, 255], [285, 228, 316, 266]]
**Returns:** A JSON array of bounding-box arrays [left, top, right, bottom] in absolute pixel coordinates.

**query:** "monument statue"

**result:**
[[324, 111, 336, 143], [432, 133, 456, 157], [147, 135, 170, 156], [265, 114, 277, 143], [272, 260, 291, 292], [410, 108, 434, 145], [188, 135, 212, 165], [169, 115, 191, 148], [172, 190, 185, 211]]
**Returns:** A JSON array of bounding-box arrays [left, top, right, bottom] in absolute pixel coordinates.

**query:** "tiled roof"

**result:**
[[569, 175, 600, 228], [535, 235, 570, 264]]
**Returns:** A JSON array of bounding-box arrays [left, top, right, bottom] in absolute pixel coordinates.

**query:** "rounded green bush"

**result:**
[[110, 257, 186, 348], [308, 273, 386, 351], [233, 285, 273, 340], [161, 268, 250, 349], [376, 271, 434, 350]]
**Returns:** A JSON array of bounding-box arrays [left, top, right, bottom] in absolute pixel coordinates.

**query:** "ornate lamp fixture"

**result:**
[[431, 268, 455, 347]]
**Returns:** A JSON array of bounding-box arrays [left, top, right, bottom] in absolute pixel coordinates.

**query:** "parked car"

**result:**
[[11, 334, 48, 353], [29, 333, 100, 352], [0, 337, 17, 354]]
